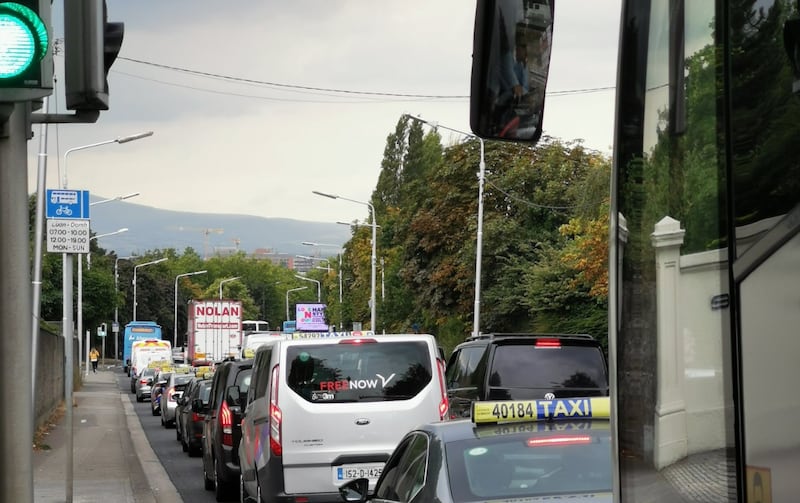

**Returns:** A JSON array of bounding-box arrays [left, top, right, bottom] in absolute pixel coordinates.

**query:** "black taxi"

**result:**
[[339, 397, 613, 503]]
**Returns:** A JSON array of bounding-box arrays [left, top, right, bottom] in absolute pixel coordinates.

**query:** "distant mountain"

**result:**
[[87, 196, 350, 258]]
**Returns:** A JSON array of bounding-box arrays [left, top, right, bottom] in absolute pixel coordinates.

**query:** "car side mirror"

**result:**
[[226, 386, 241, 407], [339, 478, 370, 503], [192, 398, 205, 413]]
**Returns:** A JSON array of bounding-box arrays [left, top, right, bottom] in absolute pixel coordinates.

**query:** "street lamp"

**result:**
[[90, 192, 140, 207], [313, 190, 377, 331], [285, 286, 308, 321], [406, 114, 486, 337], [58, 131, 153, 501], [174, 270, 207, 347], [133, 257, 168, 321], [219, 276, 241, 300], [79, 228, 127, 377], [294, 274, 321, 302]]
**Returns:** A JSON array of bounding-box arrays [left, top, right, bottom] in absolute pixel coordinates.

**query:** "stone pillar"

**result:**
[[650, 216, 688, 468]]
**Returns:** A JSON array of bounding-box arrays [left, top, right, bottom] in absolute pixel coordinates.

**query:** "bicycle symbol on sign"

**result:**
[[55, 205, 73, 216]]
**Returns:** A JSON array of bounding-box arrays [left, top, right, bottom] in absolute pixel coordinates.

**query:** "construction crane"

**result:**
[[171, 226, 224, 259]]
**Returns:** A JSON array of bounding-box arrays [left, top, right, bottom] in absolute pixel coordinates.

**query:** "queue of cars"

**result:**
[[129, 332, 611, 503]]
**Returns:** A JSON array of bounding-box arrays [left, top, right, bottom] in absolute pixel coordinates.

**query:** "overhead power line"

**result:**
[[116, 56, 615, 101]]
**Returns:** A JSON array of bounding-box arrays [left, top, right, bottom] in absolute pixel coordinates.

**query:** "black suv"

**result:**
[[201, 359, 253, 501], [445, 333, 608, 418]]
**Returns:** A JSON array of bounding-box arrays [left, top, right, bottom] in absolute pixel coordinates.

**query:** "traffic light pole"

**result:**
[[0, 103, 35, 503]]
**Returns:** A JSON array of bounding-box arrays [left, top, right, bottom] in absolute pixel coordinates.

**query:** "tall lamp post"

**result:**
[[174, 270, 207, 347], [294, 274, 321, 302], [114, 255, 135, 360], [80, 228, 128, 377], [313, 191, 377, 331], [285, 286, 308, 321], [219, 276, 241, 300], [405, 115, 486, 337], [59, 131, 153, 503], [133, 257, 168, 321]]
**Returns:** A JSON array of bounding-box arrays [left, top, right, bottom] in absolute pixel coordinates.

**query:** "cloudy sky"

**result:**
[[29, 0, 620, 225]]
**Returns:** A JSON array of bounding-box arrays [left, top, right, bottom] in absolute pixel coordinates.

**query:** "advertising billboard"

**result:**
[[295, 303, 328, 331]]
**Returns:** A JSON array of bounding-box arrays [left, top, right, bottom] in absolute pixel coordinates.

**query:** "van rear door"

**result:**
[[278, 336, 443, 494]]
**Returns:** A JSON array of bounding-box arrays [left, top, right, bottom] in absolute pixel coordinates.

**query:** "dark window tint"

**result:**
[[446, 346, 485, 388], [489, 346, 606, 389], [174, 375, 193, 386], [235, 368, 252, 395], [286, 341, 432, 403], [376, 433, 428, 501], [249, 348, 273, 404], [199, 382, 213, 403]]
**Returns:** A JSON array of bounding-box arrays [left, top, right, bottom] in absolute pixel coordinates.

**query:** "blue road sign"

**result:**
[[46, 189, 90, 219]]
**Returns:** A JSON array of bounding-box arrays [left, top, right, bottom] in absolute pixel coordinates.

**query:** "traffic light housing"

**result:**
[[0, 0, 53, 102], [64, 0, 123, 110]]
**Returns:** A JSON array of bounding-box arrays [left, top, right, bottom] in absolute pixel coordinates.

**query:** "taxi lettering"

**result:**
[[318, 373, 396, 391], [473, 397, 610, 424]]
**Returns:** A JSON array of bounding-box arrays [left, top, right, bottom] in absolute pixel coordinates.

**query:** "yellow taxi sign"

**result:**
[[472, 397, 610, 424], [195, 366, 214, 379]]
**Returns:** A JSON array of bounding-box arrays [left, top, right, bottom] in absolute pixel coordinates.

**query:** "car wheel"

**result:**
[[203, 460, 215, 490], [188, 442, 201, 457], [181, 436, 188, 453], [161, 414, 166, 427], [176, 426, 182, 441]]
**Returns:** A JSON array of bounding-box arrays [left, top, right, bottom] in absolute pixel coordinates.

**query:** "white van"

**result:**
[[240, 331, 283, 359], [238, 333, 448, 502]]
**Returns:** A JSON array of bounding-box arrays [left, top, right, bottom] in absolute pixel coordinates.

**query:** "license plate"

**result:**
[[334, 463, 384, 482]]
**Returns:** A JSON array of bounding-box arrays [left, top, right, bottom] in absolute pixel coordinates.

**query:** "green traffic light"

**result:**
[[0, 2, 48, 79]]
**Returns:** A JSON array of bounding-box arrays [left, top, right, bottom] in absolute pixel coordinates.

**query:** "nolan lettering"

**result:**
[[196, 304, 241, 317]]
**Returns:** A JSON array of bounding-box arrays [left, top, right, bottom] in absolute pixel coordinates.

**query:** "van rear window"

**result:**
[[286, 341, 432, 403], [490, 345, 607, 390]]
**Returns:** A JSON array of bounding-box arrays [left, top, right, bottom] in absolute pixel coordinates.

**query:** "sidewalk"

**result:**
[[33, 367, 182, 503]]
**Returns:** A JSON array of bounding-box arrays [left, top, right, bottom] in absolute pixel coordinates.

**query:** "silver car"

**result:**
[[160, 373, 194, 428], [134, 368, 157, 402]]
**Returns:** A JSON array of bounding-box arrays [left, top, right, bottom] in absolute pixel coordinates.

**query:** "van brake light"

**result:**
[[436, 359, 449, 420], [269, 364, 282, 456], [535, 338, 561, 348], [338, 338, 377, 344]]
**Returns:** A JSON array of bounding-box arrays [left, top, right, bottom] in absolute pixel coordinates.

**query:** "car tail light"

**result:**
[[527, 435, 592, 447], [436, 358, 449, 420], [535, 338, 562, 348], [269, 364, 282, 456], [139, 378, 148, 385], [338, 338, 377, 344], [191, 411, 203, 422], [220, 401, 234, 446]]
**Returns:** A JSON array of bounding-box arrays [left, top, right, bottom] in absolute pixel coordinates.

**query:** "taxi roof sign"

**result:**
[[472, 397, 610, 425]]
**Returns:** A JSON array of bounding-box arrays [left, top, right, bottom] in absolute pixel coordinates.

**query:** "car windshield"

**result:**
[[446, 428, 612, 499], [286, 341, 432, 403], [173, 375, 193, 386]]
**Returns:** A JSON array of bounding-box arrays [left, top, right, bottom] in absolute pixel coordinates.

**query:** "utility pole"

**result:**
[[0, 103, 35, 502]]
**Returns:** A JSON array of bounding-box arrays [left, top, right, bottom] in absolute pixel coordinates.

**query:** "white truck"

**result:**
[[186, 299, 243, 363]]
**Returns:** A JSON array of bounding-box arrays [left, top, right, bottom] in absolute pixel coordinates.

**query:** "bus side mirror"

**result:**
[[470, 0, 555, 143]]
